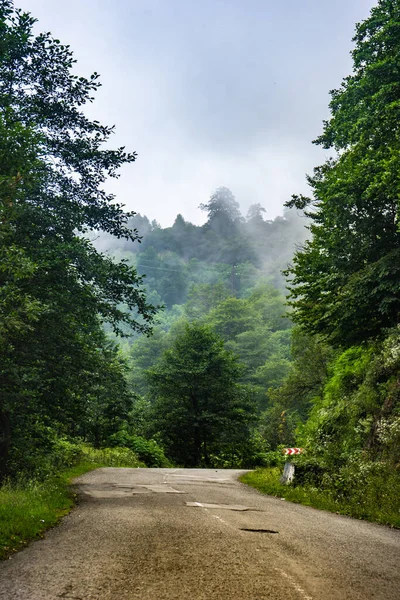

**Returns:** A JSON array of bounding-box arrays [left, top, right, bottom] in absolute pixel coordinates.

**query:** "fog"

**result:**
[[22, 0, 375, 225]]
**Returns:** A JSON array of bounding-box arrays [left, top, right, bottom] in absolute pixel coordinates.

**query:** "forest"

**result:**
[[1, 0, 400, 532]]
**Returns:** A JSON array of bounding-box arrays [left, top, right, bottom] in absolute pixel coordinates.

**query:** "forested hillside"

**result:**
[[107, 0, 400, 523], [97, 189, 308, 306], [92, 188, 306, 467], [0, 0, 307, 482]]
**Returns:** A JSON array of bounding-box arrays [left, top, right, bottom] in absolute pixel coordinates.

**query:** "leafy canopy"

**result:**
[[148, 324, 256, 467], [286, 0, 400, 346], [0, 0, 156, 335], [0, 1, 155, 478]]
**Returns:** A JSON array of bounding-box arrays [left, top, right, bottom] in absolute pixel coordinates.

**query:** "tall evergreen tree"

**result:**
[[200, 187, 243, 236], [148, 324, 256, 466]]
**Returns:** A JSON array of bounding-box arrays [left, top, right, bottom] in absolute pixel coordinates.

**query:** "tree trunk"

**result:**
[[0, 410, 11, 481], [203, 431, 210, 467], [191, 393, 201, 466]]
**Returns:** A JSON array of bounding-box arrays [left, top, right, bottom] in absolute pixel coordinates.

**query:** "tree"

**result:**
[[0, 1, 156, 477], [199, 187, 243, 236], [184, 282, 231, 320], [287, 0, 400, 346], [267, 327, 334, 422], [246, 203, 266, 223], [206, 297, 258, 339], [136, 248, 188, 308], [80, 337, 134, 448], [0, 0, 155, 334], [148, 324, 256, 466], [128, 327, 170, 396]]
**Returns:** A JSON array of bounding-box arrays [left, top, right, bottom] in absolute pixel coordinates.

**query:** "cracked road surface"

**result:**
[[0, 468, 399, 599]]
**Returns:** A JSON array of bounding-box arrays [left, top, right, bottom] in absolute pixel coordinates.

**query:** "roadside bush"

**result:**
[[205, 432, 282, 469], [50, 438, 84, 469], [108, 431, 170, 467], [4, 434, 145, 483], [279, 451, 400, 526], [203, 438, 286, 469], [322, 454, 400, 520], [292, 456, 326, 487], [5, 432, 86, 482], [80, 445, 142, 468], [242, 464, 400, 527], [249, 449, 285, 468]]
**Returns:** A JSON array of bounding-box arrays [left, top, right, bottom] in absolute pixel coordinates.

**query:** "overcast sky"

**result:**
[[21, 0, 375, 226]]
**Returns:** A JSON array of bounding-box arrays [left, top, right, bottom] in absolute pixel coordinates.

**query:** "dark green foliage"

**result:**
[[241, 466, 400, 527], [2, 327, 135, 478], [128, 281, 293, 419], [148, 324, 257, 467], [108, 431, 169, 467], [286, 0, 400, 346], [0, 1, 156, 479]]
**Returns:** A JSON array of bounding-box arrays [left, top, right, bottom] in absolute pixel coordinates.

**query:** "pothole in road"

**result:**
[[240, 528, 279, 534]]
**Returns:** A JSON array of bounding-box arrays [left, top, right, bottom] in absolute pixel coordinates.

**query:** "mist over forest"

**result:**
[[95, 186, 310, 306], [91, 187, 311, 460]]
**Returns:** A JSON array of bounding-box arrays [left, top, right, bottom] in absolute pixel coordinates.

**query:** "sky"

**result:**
[[21, 0, 376, 227]]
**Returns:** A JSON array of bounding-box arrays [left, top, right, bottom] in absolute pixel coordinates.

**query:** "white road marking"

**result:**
[[275, 568, 313, 600], [185, 502, 233, 528], [212, 515, 229, 526], [186, 502, 253, 511]]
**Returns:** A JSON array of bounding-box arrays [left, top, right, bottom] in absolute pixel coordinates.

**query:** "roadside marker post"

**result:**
[[280, 448, 304, 485]]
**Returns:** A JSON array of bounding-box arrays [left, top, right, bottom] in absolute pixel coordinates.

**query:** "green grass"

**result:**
[[240, 468, 400, 528], [0, 445, 143, 560], [0, 463, 94, 559]]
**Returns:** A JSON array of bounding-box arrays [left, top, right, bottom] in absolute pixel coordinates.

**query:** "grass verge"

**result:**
[[0, 445, 143, 560], [0, 462, 97, 560], [240, 468, 400, 528]]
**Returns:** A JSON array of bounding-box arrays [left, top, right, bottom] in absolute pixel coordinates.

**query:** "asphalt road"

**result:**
[[0, 468, 399, 599]]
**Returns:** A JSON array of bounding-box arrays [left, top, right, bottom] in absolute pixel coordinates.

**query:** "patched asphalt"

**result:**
[[0, 468, 399, 599]]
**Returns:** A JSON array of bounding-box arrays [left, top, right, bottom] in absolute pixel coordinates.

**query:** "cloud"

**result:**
[[21, 0, 376, 225]]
